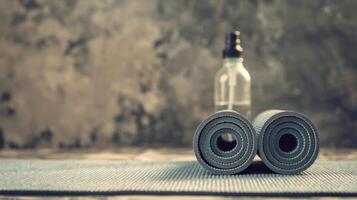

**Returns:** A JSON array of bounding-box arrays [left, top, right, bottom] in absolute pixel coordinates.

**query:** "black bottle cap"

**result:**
[[222, 31, 243, 58]]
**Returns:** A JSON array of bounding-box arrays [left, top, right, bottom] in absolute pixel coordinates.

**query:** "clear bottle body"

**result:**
[[214, 58, 251, 120]]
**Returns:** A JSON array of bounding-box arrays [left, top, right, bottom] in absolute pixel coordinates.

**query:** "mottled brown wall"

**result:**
[[0, 0, 356, 148]]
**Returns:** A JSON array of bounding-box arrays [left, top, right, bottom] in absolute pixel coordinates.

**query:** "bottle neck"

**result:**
[[223, 57, 244, 68]]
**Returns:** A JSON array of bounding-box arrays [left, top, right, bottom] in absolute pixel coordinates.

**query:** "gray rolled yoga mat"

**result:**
[[193, 110, 257, 175], [252, 110, 319, 175]]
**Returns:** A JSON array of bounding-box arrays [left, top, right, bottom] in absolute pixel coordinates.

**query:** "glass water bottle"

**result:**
[[214, 31, 252, 120]]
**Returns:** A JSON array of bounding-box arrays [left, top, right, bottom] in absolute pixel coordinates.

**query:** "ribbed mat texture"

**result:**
[[252, 110, 319, 174], [193, 111, 257, 175], [0, 159, 356, 196]]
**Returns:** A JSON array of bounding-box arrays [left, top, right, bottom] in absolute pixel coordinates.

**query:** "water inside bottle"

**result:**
[[215, 101, 252, 120]]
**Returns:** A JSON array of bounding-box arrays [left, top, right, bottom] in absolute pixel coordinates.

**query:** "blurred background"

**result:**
[[0, 0, 356, 150]]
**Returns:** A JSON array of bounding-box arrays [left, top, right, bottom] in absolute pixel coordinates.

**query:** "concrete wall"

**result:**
[[0, 0, 356, 148]]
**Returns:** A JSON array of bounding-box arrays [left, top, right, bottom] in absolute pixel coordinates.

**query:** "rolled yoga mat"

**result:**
[[252, 110, 319, 175], [193, 110, 257, 175]]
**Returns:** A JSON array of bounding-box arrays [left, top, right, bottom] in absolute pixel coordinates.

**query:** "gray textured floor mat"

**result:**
[[0, 159, 356, 196]]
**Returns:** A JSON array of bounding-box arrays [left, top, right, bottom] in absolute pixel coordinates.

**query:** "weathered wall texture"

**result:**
[[0, 0, 356, 148]]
